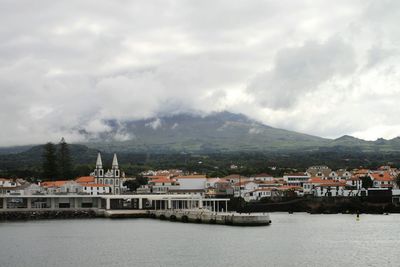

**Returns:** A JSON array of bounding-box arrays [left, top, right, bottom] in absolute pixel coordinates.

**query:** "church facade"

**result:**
[[90, 153, 125, 194]]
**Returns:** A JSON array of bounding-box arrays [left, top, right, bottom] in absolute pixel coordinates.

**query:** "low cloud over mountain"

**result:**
[[1, 1, 400, 146]]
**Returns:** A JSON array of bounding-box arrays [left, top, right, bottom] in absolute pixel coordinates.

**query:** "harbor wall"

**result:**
[[0, 209, 100, 221]]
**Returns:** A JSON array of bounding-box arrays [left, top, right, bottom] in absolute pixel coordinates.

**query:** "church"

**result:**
[[90, 153, 125, 194]]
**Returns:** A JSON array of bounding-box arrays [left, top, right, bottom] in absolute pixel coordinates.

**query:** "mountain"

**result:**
[[2, 112, 400, 155], [80, 112, 328, 153]]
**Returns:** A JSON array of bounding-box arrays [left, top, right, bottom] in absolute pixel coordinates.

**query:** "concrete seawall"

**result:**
[[0, 208, 270, 226], [149, 209, 271, 226], [0, 209, 100, 221]]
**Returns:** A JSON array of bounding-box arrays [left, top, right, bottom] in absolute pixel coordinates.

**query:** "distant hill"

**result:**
[[1, 112, 400, 155], [0, 144, 100, 170], [81, 111, 328, 153], [79, 111, 400, 153]]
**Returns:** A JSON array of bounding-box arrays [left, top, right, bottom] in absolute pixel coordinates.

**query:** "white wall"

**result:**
[[176, 178, 206, 190]]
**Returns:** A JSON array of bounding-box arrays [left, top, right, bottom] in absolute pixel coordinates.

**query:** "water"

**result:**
[[1, 213, 399, 267]]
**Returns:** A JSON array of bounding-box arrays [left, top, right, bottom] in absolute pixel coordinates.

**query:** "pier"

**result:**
[[0, 194, 271, 226], [148, 209, 271, 226]]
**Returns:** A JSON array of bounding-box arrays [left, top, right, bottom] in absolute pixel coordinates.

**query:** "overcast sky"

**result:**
[[1, 0, 400, 146]]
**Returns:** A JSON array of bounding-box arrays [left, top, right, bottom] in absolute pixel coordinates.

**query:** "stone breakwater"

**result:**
[[0, 210, 98, 221]]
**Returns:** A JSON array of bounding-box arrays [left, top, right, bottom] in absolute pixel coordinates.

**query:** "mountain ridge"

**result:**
[[1, 111, 400, 154]]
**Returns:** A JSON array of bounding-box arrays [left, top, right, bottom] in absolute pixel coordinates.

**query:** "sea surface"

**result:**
[[1, 213, 399, 267]]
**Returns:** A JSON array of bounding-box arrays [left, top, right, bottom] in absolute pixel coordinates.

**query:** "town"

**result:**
[[1, 152, 400, 211]]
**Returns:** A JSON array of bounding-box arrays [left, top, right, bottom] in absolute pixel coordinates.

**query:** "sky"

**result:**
[[1, 0, 400, 146]]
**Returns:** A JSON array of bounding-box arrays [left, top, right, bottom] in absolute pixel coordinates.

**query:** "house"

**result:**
[[353, 169, 371, 177], [329, 170, 352, 181], [303, 177, 346, 196], [145, 177, 180, 194], [369, 172, 394, 188], [234, 181, 258, 198], [244, 188, 281, 202], [306, 166, 332, 178], [41, 180, 83, 194], [0, 178, 22, 195], [0, 178, 19, 188]]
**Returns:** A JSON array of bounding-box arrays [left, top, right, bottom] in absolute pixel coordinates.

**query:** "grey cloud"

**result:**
[[1, 0, 400, 145], [247, 37, 356, 109]]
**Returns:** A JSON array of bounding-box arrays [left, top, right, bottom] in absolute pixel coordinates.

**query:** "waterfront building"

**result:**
[[283, 172, 311, 187], [81, 184, 111, 195], [91, 153, 125, 194], [303, 177, 359, 197], [244, 188, 280, 201]]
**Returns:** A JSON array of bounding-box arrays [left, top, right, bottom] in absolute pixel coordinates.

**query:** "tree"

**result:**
[[124, 176, 148, 192], [58, 137, 73, 179], [361, 175, 373, 189], [42, 142, 58, 180]]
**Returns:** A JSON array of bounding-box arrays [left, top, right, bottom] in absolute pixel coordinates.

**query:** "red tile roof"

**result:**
[[75, 176, 95, 183], [41, 181, 69, 187], [308, 177, 346, 186], [370, 172, 393, 182]]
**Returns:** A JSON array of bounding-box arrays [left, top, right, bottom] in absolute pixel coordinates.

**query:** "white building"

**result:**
[[234, 181, 259, 198], [283, 173, 311, 187], [82, 184, 111, 195], [244, 188, 280, 202], [175, 175, 207, 190], [329, 170, 352, 181], [143, 177, 180, 194], [0, 178, 19, 188], [91, 153, 126, 194]]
